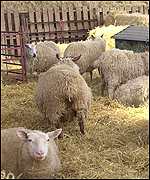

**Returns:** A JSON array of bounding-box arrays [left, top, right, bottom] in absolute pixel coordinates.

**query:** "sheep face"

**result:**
[[16, 128, 62, 161], [25, 43, 37, 58]]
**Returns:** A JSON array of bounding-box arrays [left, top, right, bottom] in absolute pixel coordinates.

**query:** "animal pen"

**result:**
[[1, 5, 149, 82]]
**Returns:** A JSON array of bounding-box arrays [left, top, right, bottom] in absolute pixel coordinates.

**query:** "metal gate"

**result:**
[[1, 13, 29, 82]]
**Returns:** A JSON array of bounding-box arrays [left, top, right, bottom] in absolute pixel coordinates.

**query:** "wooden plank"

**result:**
[[7, 12, 14, 55], [1, 10, 6, 51], [76, 6, 83, 30], [93, 7, 98, 28], [36, 9, 44, 41], [61, 4, 69, 43], [42, 8, 49, 40], [68, 5, 76, 41], [1, 10, 5, 31], [145, 6, 149, 14], [29, 11, 37, 42], [54, 6, 61, 42], [47, 7, 55, 40], [13, 11, 21, 56], [82, 6, 89, 30]]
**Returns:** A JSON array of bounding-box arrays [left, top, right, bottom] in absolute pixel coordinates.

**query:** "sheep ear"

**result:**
[[47, 129, 62, 139], [91, 34, 95, 40], [101, 34, 104, 38], [25, 44, 30, 48], [72, 55, 81, 62], [56, 53, 60, 60], [16, 128, 28, 140], [32, 41, 37, 46]]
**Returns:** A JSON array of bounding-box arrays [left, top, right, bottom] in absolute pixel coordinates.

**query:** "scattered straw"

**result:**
[[1, 69, 149, 179]]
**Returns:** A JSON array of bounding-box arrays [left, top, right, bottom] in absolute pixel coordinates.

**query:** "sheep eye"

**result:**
[[47, 138, 50, 142], [28, 139, 32, 142]]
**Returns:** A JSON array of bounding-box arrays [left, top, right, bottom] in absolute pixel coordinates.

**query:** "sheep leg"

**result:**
[[76, 109, 87, 135], [98, 67, 101, 76], [90, 71, 93, 81], [101, 73, 106, 96]]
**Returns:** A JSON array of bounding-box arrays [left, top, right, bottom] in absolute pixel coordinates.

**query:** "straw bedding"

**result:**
[[1, 70, 149, 179]]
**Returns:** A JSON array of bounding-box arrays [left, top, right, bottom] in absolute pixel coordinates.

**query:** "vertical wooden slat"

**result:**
[[88, 5, 93, 29], [82, 6, 89, 30], [1, 10, 5, 55], [68, 5, 76, 41], [47, 7, 55, 40], [1, 10, 5, 31], [13, 12, 20, 56], [76, 6, 83, 41], [42, 8, 49, 40], [61, 4, 69, 43], [93, 7, 98, 27], [29, 11, 37, 42], [36, 9, 43, 41], [7, 12, 14, 55], [54, 6, 61, 43], [145, 6, 149, 14]]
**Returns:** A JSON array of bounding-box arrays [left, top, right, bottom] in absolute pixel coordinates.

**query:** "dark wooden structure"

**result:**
[[113, 25, 149, 52]]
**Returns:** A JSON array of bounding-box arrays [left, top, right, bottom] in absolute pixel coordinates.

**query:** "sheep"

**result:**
[[25, 41, 60, 74], [1, 127, 62, 179], [35, 55, 92, 136], [92, 50, 149, 99], [63, 36, 106, 80], [114, 75, 149, 107], [104, 12, 149, 27]]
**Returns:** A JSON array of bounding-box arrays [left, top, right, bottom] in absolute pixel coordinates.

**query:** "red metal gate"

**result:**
[[1, 13, 29, 82], [1, 31, 27, 82]]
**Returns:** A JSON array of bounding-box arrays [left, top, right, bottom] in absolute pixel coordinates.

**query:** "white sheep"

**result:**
[[93, 50, 149, 99], [35, 55, 92, 136], [63, 36, 106, 80], [114, 75, 149, 107], [1, 127, 62, 179], [25, 41, 60, 74]]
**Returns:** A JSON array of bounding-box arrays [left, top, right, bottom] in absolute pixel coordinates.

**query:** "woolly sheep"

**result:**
[[35, 55, 92, 136], [114, 75, 149, 107], [104, 12, 149, 27], [63, 37, 106, 80], [1, 127, 62, 179], [25, 41, 60, 74], [93, 50, 149, 99]]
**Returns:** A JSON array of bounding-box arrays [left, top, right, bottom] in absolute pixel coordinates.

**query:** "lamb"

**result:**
[[92, 50, 149, 99], [63, 36, 106, 80], [1, 127, 62, 179], [114, 75, 149, 107], [25, 41, 60, 74], [35, 55, 92, 136]]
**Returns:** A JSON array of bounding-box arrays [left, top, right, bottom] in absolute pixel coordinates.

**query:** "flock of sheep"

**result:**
[[1, 35, 149, 178]]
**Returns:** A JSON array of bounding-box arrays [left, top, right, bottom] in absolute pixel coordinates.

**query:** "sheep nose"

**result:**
[[33, 53, 36, 58], [36, 151, 44, 156]]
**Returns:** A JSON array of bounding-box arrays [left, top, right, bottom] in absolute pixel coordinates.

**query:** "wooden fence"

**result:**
[[1, 4, 149, 45], [1, 4, 149, 81]]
